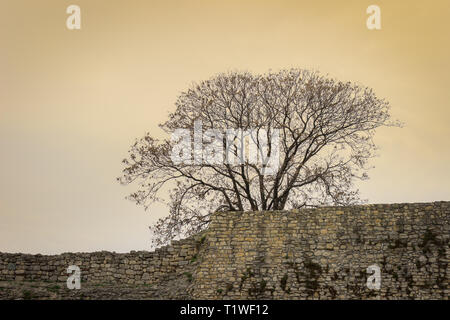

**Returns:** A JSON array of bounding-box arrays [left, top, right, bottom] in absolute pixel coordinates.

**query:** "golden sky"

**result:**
[[1, 0, 449, 253]]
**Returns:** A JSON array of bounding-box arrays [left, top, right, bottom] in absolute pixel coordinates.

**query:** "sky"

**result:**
[[0, 0, 449, 254]]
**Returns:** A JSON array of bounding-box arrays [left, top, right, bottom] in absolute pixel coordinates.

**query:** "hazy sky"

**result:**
[[1, 0, 449, 254]]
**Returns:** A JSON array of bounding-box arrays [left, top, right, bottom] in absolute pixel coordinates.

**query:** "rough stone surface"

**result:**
[[1, 202, 449, 299], [0, 232, 204, 299]]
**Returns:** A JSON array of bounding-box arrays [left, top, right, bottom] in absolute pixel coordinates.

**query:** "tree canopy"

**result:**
[[118, 69, 399, 246]]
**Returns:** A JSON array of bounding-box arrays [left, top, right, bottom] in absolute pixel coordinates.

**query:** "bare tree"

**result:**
[[118, 69, 400, 246]]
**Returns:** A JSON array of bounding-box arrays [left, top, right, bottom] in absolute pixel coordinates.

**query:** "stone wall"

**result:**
[[190, 201, 449, 299], [0, 201, 449, 299], [0, 232, 206, 299]]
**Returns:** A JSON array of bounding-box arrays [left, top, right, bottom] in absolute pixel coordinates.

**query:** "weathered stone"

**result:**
[[0, 202, 448, 300]]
